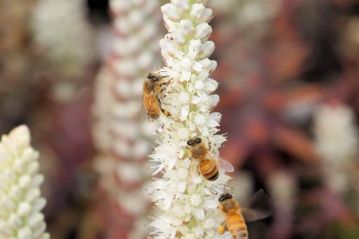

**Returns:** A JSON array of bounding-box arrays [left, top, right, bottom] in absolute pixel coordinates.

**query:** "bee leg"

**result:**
[[155, 124, 165, 134], [162, 109, 171, 117], [159, 82, 169, 89], [217, 222, 227, 235], [157, 96, 171, 117], [154, 85, 162, 94], [239, 231, 248, 238]]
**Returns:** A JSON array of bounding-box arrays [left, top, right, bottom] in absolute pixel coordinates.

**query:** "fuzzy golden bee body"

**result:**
[[142, 72, 170, 119], [218, 191, 271, 239], [187, 137, 233, 181], [218, 193, 248, 239], [143, 80, 162, 119], [198, 159, 219, 180]]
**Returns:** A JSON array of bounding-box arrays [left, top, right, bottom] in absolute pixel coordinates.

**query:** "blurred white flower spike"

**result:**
[[314, 103, 359, 195], [93, 0, 162, 238], [0, 126, 49, 239], [147, 1, 232, 238], [32, 0, 94, 77]]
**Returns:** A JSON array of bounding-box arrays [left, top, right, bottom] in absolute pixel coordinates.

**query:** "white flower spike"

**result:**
[[148, 1, 231, 238], [0, 125, 49, 239]]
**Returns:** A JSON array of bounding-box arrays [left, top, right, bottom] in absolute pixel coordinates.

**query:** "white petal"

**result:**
[[194, 208, 205, 220], [179, 92, 191, 104], [191, 194, 202, 206], [194, 114, 206, 126], [180, 105, 190, 120], [161, 4, 182, 21], [204, 198, 218, 209], [199, 41, 215, 59], [195, 23, 212, 41], [180, 20, 195, 35]]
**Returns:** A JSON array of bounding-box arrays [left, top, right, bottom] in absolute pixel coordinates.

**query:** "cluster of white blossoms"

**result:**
[[268, 171, 296, 211], [210, 0, 278, 28], [147, 1, 231, 238], [314, 104, 358, 165], [32, 0, 94, 77], [93, 0, 161, 238], [0, 126, 49, 239], [314, 103, 359, 194]]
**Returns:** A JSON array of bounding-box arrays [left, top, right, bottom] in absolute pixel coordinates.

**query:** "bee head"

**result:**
[[187, 137, 202, 147], [148, 72, 160, 82], [219, 193, 233, 202]]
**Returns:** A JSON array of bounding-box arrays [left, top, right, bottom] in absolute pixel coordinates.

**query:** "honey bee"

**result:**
[[143, 72, 171, 119], [187, 137, 234, 181], [218, 190, 271, 239]]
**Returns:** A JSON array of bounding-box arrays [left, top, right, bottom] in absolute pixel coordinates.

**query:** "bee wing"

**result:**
[[140, 100, 149, 120], [241, 208, 271, 222], [248, 189, 271, 212], [218, 158, 234, 173], [142, 92, 157, 117], [242, 189, 271, 222], [187, 159, 198, 184]]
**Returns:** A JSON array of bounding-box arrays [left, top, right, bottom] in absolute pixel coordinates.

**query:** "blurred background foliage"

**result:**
[[0, 0, 358, 238]]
